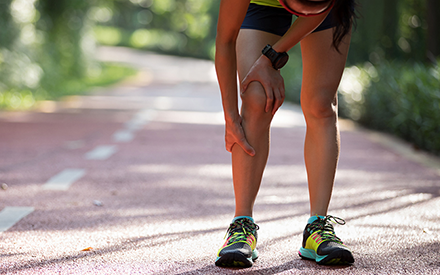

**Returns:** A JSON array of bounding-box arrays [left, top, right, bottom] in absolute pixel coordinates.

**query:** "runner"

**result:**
[[214, 0, 357, 268]]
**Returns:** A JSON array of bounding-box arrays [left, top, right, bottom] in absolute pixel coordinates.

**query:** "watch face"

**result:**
[[274, 54, 289, 70]]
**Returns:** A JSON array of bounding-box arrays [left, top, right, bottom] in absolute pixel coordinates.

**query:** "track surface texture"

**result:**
[[1, 47, 439, 275]]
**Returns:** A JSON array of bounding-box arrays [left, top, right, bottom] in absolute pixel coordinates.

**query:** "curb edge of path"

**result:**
[[339, 118, 440, 177]]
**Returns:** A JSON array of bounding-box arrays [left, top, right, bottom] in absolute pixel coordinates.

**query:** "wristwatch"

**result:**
[[262, 44, 289, 70]]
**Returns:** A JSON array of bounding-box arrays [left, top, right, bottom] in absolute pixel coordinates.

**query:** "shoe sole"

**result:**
[[215, 249, 258, 268], [299, 247, 354, 265]]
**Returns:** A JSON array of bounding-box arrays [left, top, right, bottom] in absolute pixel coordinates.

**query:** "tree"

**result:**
[[426, 0, 439, 62]]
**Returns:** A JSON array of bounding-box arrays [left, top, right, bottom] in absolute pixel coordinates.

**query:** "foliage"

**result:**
[[92, 0, 219, 59], [0, 0, 137, 110], [338, 61, 440, 155], [349, 0, 431, 64]]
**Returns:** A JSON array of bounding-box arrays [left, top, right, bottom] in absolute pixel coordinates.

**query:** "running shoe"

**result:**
[[215, 217, 259, 268], [298, 215, 354, 265]]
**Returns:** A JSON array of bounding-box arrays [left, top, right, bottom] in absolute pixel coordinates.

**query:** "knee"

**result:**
[[240, 81, 267, 117], [240, 81, 272, 128], [302, 91, 337, 121]]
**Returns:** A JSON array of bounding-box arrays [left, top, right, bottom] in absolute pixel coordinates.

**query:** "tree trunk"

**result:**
[[427, 0, 440, 62]]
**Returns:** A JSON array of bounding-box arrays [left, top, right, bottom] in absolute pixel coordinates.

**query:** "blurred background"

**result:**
[[0, 0, 438, 154]]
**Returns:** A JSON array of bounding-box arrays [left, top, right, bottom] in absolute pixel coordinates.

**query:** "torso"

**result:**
[[250, 0, 283, 8]]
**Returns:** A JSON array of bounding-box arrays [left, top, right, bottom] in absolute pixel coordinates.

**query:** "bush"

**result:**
[[338, 61, 440, 155]]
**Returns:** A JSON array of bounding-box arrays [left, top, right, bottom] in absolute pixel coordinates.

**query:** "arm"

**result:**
[[241, 12, 330, 115], [215, 0, 255, 156], [273, 13, 330, 53]]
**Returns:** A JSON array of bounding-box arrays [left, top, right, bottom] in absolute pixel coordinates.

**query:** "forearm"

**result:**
[[215, 0, 250, 121], [272, 12, 329, 53], [215, 41, 240, 122]]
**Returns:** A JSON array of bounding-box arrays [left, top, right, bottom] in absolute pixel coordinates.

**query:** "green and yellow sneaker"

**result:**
[[299, 215, 354, 265], [215, 217, 259, 268]]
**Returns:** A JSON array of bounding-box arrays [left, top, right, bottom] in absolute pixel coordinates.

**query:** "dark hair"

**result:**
[[290, 0, 357, 52], [331, 0, 357, 52]]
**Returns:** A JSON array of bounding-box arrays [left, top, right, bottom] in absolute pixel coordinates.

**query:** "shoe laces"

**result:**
[[308, 215, 346, 243], [224, 218, 259, 244]]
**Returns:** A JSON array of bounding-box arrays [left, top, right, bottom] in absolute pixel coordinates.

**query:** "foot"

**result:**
[[215, 217, 259, 268], [299, 215, 354, 265]]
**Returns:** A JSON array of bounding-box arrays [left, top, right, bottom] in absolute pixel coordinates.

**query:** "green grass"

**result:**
[[54, 62, 137, 98], [0, 62, 137, 110]]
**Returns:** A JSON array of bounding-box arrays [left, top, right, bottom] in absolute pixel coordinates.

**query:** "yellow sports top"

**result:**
[[250, 0, 283, 8]]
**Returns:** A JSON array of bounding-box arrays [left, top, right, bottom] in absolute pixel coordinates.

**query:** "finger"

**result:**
[[279, 84, 286, 111], [226, 132, 235, 153], [272, 78, 286, 114], [238, 138, 256, 156], [226, 143, 233, 153], [264, 87, 274, 113], [272, 88, 284, 115]]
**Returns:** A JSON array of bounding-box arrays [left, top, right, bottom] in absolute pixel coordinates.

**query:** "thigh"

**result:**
[[300, 28, 351, 107], [236, 29, 281, 117], [236, 29, 281, 82]]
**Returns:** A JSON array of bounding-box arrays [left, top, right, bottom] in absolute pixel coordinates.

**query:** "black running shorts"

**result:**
[[241, 3, 341, 36]]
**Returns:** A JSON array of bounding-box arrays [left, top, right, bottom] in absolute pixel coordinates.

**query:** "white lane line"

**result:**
[[43, 169, 86, 190], [112, 129, 134, 143], [0, 207, 34, 233], [113, 109, 156, 143], [85, 145, 118, 160], [125, 109, 156, 131]]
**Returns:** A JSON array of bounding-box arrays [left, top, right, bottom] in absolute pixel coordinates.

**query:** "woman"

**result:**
[[215, 0, 356, 268]]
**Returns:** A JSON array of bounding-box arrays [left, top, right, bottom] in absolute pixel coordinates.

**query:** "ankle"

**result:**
[[233, 216, 254, 223], [307, 215, 326, 224]]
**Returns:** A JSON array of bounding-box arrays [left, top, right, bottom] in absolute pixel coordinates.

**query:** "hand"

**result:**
[[241, 55, 286, 115], [225, 115, 255, 156]]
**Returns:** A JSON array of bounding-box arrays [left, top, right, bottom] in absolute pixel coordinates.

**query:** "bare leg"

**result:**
[[232, 29, 281, 217], [300, 28, 351, 217]]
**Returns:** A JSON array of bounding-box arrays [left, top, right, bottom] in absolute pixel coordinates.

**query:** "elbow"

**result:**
[[215, 36, 236, 50], [215, 27, 239, 48], [215, 36, 237, 62]]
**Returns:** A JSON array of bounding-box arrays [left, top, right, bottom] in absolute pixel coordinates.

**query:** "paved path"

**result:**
[[0, 47, 439, 274]]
